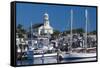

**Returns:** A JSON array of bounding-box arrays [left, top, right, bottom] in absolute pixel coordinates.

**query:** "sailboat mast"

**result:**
[[31, 22, 33, 46], [31, 22, 35, 63], [85, 9, 88, 49], [70, 9, 73, 52]]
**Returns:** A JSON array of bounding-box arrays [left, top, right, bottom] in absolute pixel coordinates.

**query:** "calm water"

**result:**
[[17, 56, 96, 65], [17, 51, 96, 65]]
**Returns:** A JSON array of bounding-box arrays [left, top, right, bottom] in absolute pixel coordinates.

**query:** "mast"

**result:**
[[31, 22, 34, 63], [85, 9, 88, 50], [70, 9, 73, 52], [31, 22, 33, 47]]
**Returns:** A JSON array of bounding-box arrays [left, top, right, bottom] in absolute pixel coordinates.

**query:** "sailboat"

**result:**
[[59, 9, 96, 60]]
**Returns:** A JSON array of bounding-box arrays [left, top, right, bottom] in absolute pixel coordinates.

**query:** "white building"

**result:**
[[33, 13, 53, 35]]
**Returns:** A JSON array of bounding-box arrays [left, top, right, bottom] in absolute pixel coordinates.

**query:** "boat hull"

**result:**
[[60, 53, 96, 59]]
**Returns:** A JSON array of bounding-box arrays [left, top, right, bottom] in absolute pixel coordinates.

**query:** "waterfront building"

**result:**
[[32, 13, 53, 35]]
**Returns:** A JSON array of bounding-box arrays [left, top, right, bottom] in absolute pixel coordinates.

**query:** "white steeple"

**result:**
[[36, 12, 53, 35], [44, 13, 50, 26]]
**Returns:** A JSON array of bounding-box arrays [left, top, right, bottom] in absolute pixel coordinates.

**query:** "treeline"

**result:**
[[16, 24, 97, 39]]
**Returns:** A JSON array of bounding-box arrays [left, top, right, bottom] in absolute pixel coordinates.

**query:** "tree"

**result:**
[[72, 28, 84, 33], [51, 30, 60, 39], [16, 24, 27, 38], [17, 24, 23, 29], [89, 30, 97, 35], [64, 28, 84, 34]]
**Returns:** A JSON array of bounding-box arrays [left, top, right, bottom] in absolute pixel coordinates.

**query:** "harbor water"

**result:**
[[17, 51, 96, 65]]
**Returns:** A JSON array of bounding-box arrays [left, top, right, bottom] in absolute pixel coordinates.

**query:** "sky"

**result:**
[[16, 3, 97, 32]]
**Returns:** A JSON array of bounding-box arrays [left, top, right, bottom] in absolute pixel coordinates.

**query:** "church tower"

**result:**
[[44, 13, 50, 26], [37, 13, 53, 35]]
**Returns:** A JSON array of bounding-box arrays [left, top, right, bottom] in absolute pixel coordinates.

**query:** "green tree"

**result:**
[[64, 28, 84, 34], [89, 30, 97, 35], [51, 30, 60, 39], [16, 24, 26, 38], [73, 28, 85, 33]]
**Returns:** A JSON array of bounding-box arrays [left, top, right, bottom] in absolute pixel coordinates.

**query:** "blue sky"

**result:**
[[16, 3, 97, 32]]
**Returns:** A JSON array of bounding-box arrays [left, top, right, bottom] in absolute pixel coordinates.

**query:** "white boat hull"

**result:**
[[60, 53, 96, 59], [33, 53, 57, 58], [32, 52, 96, 58]]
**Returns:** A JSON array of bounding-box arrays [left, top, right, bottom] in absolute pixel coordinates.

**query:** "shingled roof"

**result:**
[[32, 23, 43, 28]]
